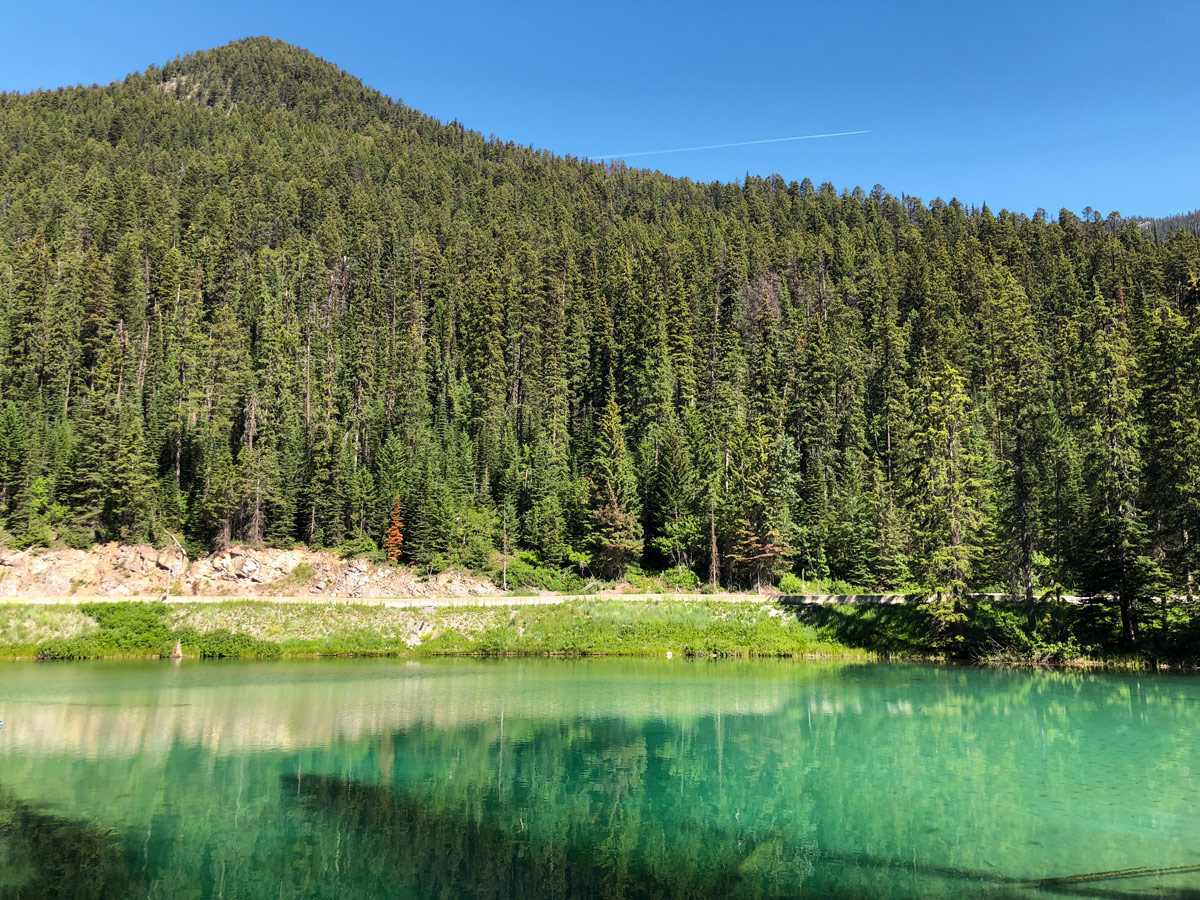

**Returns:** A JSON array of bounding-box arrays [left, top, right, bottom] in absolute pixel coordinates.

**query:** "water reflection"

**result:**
[[0, 658, 829, 759], [0, 786, 147, 899], [1, 660, 1199, 898], [283, 767, 1200, 900], [286, 772, 783, 899]]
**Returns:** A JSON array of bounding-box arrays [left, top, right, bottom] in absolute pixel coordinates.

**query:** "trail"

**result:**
[[0, 592, 1079, 607]]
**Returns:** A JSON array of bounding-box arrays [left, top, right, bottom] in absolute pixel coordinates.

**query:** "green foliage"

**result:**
[[34, 601, 281, 659], [8, 595, 1200, 664], [59, 528, 96, 550], [622, 566, 703, 592], [492, 552, 590, 593], [4, 599, 860, 660], [174, 627, 282, 659], [0, 35, 1196, 657], [39, 602, 174, 659], [334, 535, 378, 559], [659, 566, 702, 590], [589, 395, 643, 578], [777, 573, 807, 595], [420, 600, 850, 658]]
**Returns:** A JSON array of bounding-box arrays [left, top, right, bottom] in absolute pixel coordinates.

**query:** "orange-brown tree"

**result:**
[[384, 495, 404, 563]]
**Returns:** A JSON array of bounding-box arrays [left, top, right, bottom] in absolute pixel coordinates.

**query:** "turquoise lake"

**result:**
[[1, 658, 1198, 898]]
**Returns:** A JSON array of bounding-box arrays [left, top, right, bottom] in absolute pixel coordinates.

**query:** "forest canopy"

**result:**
[[1, 38, 1198, 643]]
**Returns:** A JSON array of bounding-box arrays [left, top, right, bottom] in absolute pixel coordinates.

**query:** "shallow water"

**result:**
[[1, 658, 1198, 898]]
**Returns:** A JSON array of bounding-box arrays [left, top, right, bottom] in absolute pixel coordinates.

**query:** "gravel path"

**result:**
[[1, 592, 940, 607]]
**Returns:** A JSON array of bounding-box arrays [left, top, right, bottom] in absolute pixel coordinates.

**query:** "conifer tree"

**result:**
[[589, 394, 642, 578], [1142, 305, 1200, 601], [907, 362, 980, 596], [385, 494, 404, 563], [1079, 282, 1155, 644], [650, 415, 701, 573], [0, 35, 1196, 654], [982, 268, 1050, 628]]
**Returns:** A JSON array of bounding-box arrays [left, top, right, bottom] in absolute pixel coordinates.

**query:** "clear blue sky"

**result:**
[[3, 0, 1197, 217]]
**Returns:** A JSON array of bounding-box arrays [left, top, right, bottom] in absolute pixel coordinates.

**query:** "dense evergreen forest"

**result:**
[[2, 38, 1198, 642], [1141, 209, 1200, 241]]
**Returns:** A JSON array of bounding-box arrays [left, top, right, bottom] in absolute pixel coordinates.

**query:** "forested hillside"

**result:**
[[1142, 209, 1200, 241], [2, 38, 1198, 641]]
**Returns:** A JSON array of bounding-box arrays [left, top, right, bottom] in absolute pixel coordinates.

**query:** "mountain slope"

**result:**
[[0, 39, 1198, 646], [1141, 209, 1200, 240]]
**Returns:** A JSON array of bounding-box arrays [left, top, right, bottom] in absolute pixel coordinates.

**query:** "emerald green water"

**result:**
[[1, 660, 1198, 899]]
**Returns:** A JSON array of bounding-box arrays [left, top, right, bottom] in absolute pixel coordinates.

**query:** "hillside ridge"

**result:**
[[11, 35, 1189, 219], [0, 36, 1198, 659]]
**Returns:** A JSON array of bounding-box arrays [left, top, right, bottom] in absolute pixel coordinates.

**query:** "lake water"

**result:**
[[1, 658, 1198, 899]]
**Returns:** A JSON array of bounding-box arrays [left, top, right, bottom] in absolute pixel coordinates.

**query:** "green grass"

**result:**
[[419, 600, 858, 658], [0, 599, 863, 661], [793, 596, 1200, 667], [3, 595, 1193, 666], [0, 602, 277, 660], [262, 560, 315, 596]]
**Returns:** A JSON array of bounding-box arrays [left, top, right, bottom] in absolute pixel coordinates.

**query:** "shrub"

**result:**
[[176, 627, 281, 659], [826, 578, 864, 595], [37, 602, 175, 659], [334, 536, 377, 559], [35, 602, 282, 660], [80, 602, 174, 652], [494, 553, 588, 593], [661, 567, 701, 591], [59, 528, 95, 550], [778, 573, 807, 594], [11, 524, 53, 550]]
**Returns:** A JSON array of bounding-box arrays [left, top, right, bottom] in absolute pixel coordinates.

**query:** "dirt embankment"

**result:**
[[0, 544, 499, 600]]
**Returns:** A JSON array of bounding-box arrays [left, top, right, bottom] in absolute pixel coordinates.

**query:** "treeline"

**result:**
[[1, 38, 1199, 642], [1141, 209, 1200, 241]]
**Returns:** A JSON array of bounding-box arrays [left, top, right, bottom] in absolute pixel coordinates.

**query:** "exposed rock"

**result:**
[[0, 544, 499, 600]]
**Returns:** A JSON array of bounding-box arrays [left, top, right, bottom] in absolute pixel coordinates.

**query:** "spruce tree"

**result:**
[[650, 415, 701, 573], [982, 268, 1050, 628], [1142, 306, 1200, 602], [907, 362, 980, 596], [0, 36, 1195, 656], [385, 494, 404, 563], [589, 394, 642, 579], [1079, 282, 1155, 644]]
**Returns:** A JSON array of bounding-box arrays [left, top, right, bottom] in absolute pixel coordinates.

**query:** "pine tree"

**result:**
[[1142, 305, 1200, 602], [384, 494, 404, 563], [589, 394, 642, 579], [982, 267, 1050, 629], [867, 461, 910, 589], [9, 235, 51, 398], [1079, 282, 1155, 644], [725, 421, 791, 587], [907, 362, 981, 596], [103, 400, 157, 542], [650, 415, 701, 573]]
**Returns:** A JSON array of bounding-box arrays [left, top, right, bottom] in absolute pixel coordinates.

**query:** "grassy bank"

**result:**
[[0, 599, 866, 661], [790, 599, 1200, 668], [2, 596, 1194, 665]]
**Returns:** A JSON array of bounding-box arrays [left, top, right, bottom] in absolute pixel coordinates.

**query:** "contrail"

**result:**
[[592, 130, 870, 160]]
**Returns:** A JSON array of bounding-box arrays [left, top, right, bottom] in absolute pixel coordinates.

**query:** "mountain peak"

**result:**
[[151, 36, 391, 118]]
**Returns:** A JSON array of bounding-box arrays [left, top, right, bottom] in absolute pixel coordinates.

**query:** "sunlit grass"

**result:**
[[0, 599, 864, 661]]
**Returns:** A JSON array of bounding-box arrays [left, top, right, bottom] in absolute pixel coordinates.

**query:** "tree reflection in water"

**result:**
[[0, 787, 147, 900], [5, 659, 1200, 900], [283, 770, 1200, 900]]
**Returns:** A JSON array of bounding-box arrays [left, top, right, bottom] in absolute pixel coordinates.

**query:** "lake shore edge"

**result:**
[[0, 597, 1191, 669]]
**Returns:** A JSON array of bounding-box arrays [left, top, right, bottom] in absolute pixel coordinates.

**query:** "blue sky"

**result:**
[[3, 0, 1196, 217]]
